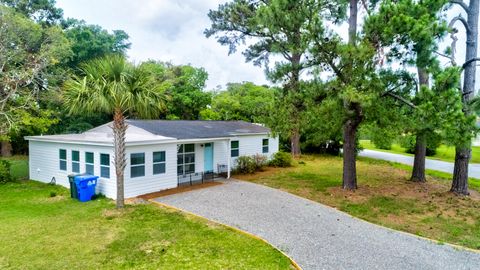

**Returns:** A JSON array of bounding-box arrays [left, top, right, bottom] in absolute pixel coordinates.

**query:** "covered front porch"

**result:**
[[176, 139, 232, 187]]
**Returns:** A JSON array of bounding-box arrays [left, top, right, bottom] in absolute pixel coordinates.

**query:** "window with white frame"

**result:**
[[100, 153, 110, 179], [177, 144, 195, 175], [85, 152, 94, 175], [72, 150, 80, 173], [231, 140, 239, 157], [262, 139, 269, 153], [130, 153, 145, 178], [59, 149, 67, 171], [153, 151, 166, 175]]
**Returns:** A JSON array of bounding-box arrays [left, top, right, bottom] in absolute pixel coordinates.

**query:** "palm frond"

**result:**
[[63, 54, 168, 118]]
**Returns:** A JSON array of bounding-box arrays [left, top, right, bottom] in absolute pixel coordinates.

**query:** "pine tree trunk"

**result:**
[[342, 0, 360, 190], [452, 0, 478, 195], [343, 118, 358, 190], [113, 109, 127, 208], [451, 147, 470, 195], [288, 51, 302, 157], [291, 127, 301, 157], [0, 141, 12, 157], [411, 133, 426, 182], [411, 67, 429, 182]]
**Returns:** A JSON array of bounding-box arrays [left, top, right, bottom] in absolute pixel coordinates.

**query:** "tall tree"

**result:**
[[63, 55, 167, 208], [0, 5, 70, 156], [205, 0, 345, 156], [342, 0, 360, 189], [62, 19, 131, 69], [0, 0, 63, 25], [365, 0, 450, 182], [141, 61, 210, 120], [449, 0, 480, 195], [309, 0, 381, 189]]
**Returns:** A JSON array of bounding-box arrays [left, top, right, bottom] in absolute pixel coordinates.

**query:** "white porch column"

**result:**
[[227, 139, 231, 179]]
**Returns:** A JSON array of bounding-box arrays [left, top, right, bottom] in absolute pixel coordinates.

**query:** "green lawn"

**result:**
[[360, 140, 480, 164], [236, 155, 480, 250], [0, 162, 291, 269], [2, 155, 29, 179]]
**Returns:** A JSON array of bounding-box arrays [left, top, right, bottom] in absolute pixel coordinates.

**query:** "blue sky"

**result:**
[[56, 0, 477, 92]]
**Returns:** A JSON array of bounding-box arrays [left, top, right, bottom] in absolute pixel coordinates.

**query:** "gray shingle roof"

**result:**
[[126, 120, 270, 139]]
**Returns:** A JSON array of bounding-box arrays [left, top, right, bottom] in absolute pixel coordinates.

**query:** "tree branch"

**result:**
[[449, 15, 470, 33], [449, 0, 469, 14], [462, 58, 480, 70], [382, 92, 417, 109]]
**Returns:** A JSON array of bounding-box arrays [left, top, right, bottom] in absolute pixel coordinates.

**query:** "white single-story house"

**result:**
[[26, 120, 279, 199]]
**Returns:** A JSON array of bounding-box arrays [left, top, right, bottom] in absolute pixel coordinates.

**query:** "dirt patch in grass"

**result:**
[[138, 181, 223, 200], [235, 155, 480, 250]]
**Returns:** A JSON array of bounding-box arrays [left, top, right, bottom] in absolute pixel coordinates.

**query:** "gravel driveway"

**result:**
[[154, 180, 480, 270]]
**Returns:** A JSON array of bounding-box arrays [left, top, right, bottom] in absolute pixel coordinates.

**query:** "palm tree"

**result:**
[[64, 55, 167, 208]]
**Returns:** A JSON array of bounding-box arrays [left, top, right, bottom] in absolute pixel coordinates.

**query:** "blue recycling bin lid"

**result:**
[[74, 175, 99, 189], [74, 175, 99, 182]]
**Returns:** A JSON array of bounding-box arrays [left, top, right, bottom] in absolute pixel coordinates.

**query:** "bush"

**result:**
[[269, 151, 292, 167], [235, 156, 257, 174], [0, 160, 12, 184], [252, 154, 268, 171]]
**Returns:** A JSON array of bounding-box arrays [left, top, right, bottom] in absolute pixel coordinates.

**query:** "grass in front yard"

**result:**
[[360, 140, 480, 164], [1, 155, 29, 179], [236, 155, 480, 250], [0, 181, 292, 269]]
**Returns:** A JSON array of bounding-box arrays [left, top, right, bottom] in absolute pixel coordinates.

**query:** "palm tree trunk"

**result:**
[[113, 108, 127, 208]]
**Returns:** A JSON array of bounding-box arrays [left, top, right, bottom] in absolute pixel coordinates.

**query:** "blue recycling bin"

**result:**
[[74, 175, 99, 202]]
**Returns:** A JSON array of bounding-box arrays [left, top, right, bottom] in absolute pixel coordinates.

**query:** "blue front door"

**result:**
[[204, 143, 214, 172]]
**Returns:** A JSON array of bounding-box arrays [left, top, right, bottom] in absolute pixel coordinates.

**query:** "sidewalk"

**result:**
[[359, 149, 480, 178]]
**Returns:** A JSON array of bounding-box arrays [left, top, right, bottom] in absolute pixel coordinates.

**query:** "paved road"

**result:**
[[359, 149, 480, 178], [154, 180, 480, 270]]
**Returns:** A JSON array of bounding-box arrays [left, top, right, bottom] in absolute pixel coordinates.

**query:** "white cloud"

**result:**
[[56, 0, 479, 92], [56, 0, 268, 90]]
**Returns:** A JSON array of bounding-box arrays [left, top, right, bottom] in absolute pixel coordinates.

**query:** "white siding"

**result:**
[[28, 141, 116, 198], [230, 134, 279, 168], [28, 134, 279, 199], [214, 140, 229, 170], [194, 143, 204, 173], [124, 143, 177, 198]]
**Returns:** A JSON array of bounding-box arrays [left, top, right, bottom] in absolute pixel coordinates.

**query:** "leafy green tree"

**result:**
[[202, 82, 274, 122], [141, 61, 210, 120], [63, 55, 167, 208], [0, 0, 63, 25], [0, 5, 70, 156], [308, 0, 383, 189], [62, 19, 131, 69], [364, 0, 453, 182], [8, 110, 58, 154], [205, 0, 345, 156]]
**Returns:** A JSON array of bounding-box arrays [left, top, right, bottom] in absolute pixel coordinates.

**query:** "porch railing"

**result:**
[[177, 164, 228, 186]]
